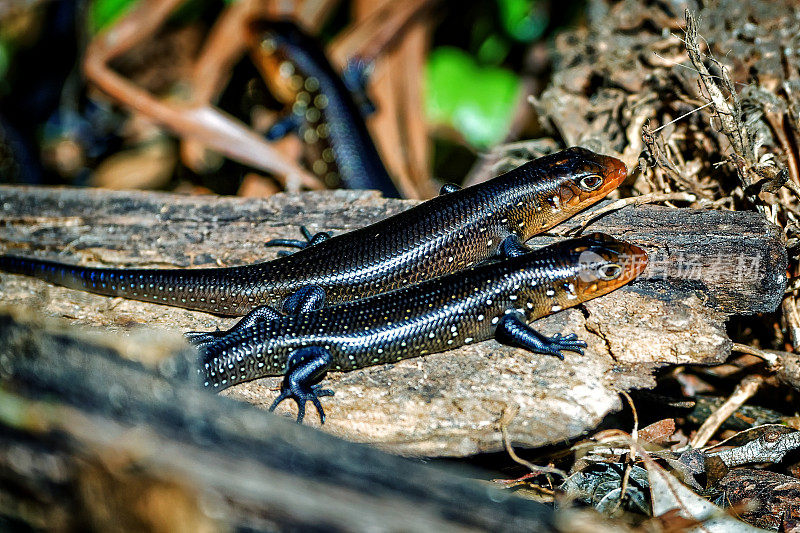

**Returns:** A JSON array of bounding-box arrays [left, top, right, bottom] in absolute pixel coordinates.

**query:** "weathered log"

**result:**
[[543, 203, 786, 315], [0, 308, 557, 531], [0, 185, 787, 456]]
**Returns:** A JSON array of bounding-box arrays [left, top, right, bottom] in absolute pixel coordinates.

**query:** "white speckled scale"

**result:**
[[0, 148, 627, 317], [199, 233, 647, 390]]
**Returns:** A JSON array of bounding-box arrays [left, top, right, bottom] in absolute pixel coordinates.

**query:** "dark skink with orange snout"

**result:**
[[188, 233, 647, 422], [248, 19, 401, 197], [0, 148, 626, 316]]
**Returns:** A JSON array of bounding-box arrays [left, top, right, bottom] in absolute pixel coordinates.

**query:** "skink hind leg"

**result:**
[[495, 313, 586, 359], [184, 331, 221, 349], [185, 305, 282, 348], [270, 346, 334, 424], [282, 285, 326, 314], [265, 225, 332, 256], [184, 285, 327, 348]]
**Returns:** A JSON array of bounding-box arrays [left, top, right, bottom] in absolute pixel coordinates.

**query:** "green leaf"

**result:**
[[89, 0, 138, 33], [497, 0, 548, 42], [0, 40, 10, 83], [476, 33, 511, 65], [426, 47, 520, 149], [88, 0, 214, 34]]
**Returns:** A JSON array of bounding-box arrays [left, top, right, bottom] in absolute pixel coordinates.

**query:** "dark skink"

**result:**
[[0, 148, 626, 316], [190, 233, 647, 422], [249, 19, 401, 198]]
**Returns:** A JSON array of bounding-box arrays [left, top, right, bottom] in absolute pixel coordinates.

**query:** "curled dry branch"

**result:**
[[683, 10, 787, 218], [83, 0, 320, 190]]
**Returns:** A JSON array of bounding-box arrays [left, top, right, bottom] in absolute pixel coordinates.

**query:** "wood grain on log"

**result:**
[[0, 186, 786, 456], [0, 308, 556, 532]]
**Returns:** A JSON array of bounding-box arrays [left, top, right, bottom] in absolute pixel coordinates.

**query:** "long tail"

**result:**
[[0, 254, 266, 315]]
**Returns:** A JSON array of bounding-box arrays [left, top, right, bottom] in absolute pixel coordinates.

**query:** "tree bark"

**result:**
[[0, 185, 786, 456], [0, 308, 557, 532]]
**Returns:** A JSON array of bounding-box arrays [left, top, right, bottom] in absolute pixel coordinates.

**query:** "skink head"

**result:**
[[249, 19, 317, 53], [511, 147, 626, 238], [547, 146, 626, 208], [566, 233, 647, 299], [517, 233, 645, 320], [248, 19, 323, 103]]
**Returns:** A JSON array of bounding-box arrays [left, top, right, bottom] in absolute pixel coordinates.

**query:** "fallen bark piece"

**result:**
[[647, 460, 763, 533], [545, 203, 787, 315], [0, 308, 557, 532], [0, 186, 786, 456], [713, 468, 800, 531]]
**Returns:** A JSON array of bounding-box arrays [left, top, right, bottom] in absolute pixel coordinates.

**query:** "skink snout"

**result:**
[[596, 153, 628, 193], [572, 233, 647, 295]]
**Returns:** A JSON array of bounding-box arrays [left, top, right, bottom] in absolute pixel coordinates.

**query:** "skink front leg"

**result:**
[[495, 312, 586, 359], [281, 285, 326, 314], [270, 346, 334, 423], [342, 57, 377, 117], [265, 113, 303, 141], [439, 183, 461, 195], [498, 234, 532, 258]]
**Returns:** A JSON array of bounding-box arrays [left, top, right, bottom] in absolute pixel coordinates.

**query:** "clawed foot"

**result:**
[[270, 384, 335, 424], [185, 328, 224, 347], [541, 333, 587, 359], [265, 226, 332, 254], [495, 313, 586, 360], [269, 346, 333, 423]]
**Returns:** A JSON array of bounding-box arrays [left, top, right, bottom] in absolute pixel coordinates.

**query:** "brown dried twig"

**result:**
[[607, 392, 638, 515], [684, 11, 750, 163], [782, 298, 800, 350], [642, 120, 715, 200], [180, 0, 346, 175], [730, 343, 784, 369], [571, 191, 697, 235], [498, 406, 567, 481], [328, 0, 433, 67], [689, 375, 764, 449], [83, 0, 320, 190], [180, 0, 274, 173]]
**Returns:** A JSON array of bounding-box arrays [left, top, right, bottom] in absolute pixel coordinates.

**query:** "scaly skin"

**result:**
[[192, 233, 647, 421], [249, 19, 401, 197], [0, 148, 626, 316]]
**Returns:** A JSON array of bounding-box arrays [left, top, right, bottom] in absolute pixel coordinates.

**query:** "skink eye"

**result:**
[[597, 263, 622, 280], [578, 174, 603, 191]]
